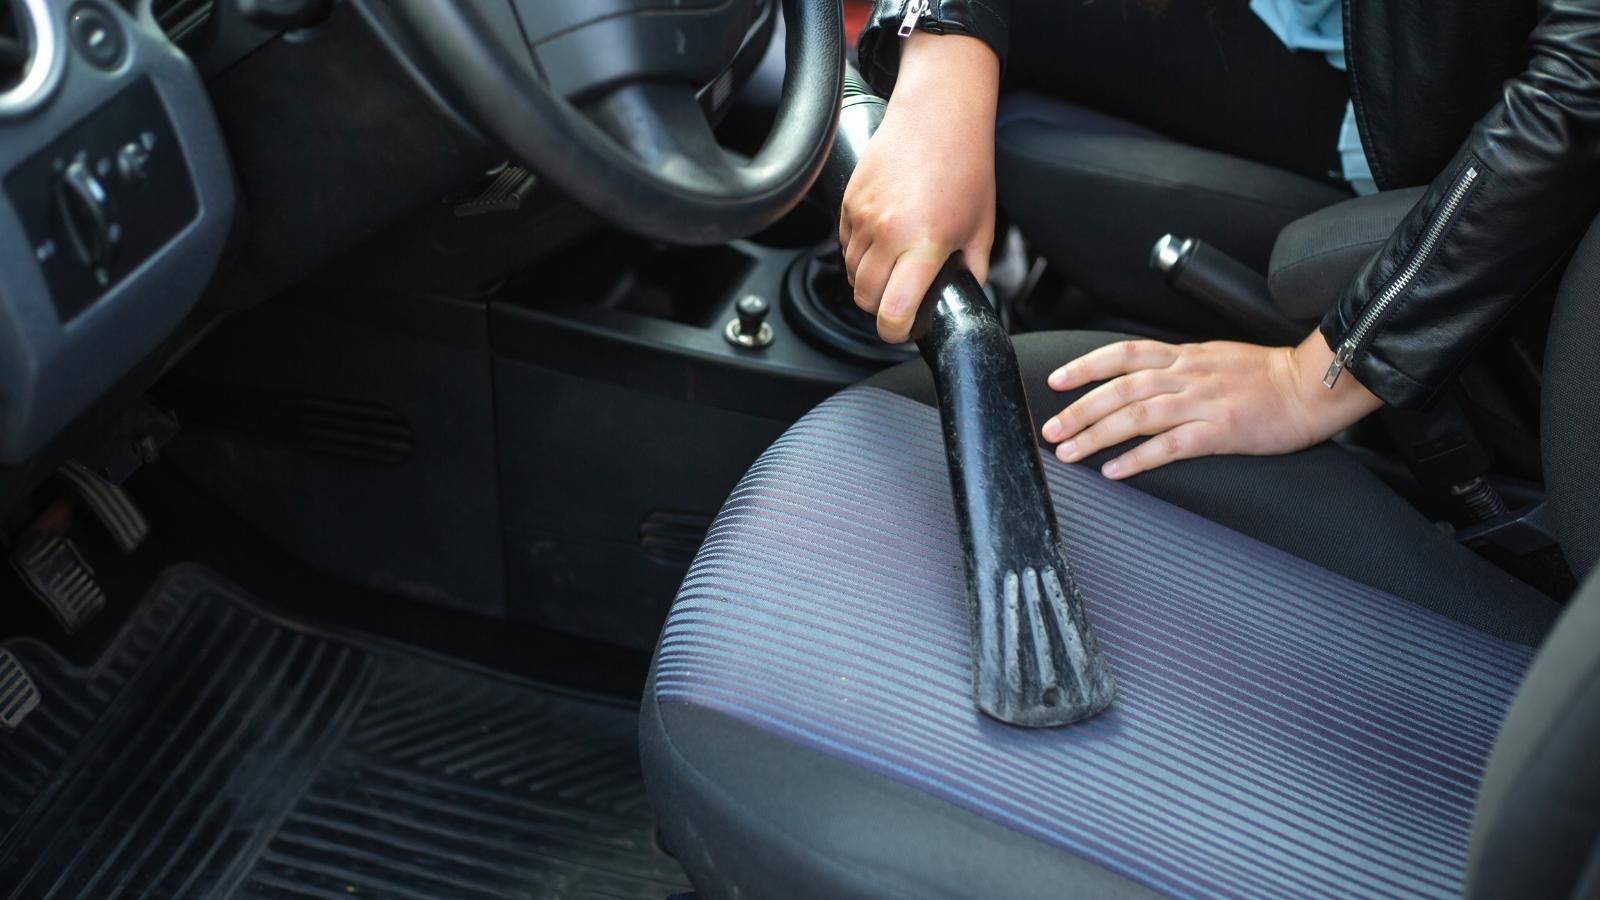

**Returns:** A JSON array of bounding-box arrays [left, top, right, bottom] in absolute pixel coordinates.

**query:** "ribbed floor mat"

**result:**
[[0, 565, 688, 899]]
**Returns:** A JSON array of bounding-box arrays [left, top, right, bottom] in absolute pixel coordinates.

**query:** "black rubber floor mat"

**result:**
[[0, 564, 689, 899]]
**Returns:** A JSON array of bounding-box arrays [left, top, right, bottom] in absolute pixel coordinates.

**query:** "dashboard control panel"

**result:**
[[5, 79, 197, 322], [0, 0, 234, 464]]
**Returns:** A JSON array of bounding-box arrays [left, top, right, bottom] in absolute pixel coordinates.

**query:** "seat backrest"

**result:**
[[1543, 215, 1600, 578], [1467, 214, 1600, 898]]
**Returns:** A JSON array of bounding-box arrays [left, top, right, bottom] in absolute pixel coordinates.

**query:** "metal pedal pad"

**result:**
[[58, 461, 149, 553], [11, 532, 107, 633], [0, 650, 40, 731]]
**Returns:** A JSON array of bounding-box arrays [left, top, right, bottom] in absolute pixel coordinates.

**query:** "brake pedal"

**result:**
[[11, 530, 107, 633], [58, 461, 149, 553], [0, 650, 41, 731]]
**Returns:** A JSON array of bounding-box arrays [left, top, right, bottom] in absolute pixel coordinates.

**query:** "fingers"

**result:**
[[961, 233, 993, 287], [1100, 421, 1218, 480], [1053, 392, 1191, 464], [877, 251, 946, 343], [844, 230, 871, 290], [1040, 370, 1182, 444], [852, 244, 895, 315], [1048, 340, 1182, 392]]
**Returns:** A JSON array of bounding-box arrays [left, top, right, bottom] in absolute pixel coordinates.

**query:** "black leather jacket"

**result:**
[[860, 0, 1600, 408]]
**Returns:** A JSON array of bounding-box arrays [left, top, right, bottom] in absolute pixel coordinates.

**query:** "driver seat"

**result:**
[[639, 217, 1600, 898]]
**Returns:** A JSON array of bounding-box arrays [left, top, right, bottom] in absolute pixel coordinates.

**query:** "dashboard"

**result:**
[[0, 0, 777, 487], [0, 0, 232, 464]]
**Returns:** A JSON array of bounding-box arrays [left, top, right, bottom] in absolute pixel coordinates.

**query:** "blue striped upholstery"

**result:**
[[654, 387, 1537, 899]]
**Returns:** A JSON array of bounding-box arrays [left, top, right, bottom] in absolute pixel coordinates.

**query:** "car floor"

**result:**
[[0, 468, 691, 900]]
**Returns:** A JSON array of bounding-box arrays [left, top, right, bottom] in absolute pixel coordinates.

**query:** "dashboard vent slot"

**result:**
[[151, 0, 213, 41], [0, 0, 32, 95]]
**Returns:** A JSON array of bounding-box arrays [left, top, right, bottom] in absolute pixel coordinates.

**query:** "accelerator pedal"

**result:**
[[58, 461, 149, 553], [0, 649, 40, 731], [11, 530, 107, 633]]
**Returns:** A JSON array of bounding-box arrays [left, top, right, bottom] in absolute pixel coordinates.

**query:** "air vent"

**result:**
[[0, 0, 28, 95], [150, 0, 212, 42], [0, 0, 57, 114]]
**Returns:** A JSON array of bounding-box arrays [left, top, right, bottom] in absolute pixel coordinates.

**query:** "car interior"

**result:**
[[0, 0, 1595, 897]]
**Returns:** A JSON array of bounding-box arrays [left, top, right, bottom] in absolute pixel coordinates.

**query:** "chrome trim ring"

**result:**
[[724, 318, 775, 349], [0, 0, 64, 117]]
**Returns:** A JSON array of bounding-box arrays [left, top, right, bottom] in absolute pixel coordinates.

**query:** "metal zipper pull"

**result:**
[[898, 0, 930, 37], [1324, 163, 1481, 392], [1324, 341, 1356, 389]]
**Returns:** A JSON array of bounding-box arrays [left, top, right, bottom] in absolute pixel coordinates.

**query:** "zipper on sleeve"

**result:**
[[898, 0, 930, 37], [1324, 164, 1481, 389]]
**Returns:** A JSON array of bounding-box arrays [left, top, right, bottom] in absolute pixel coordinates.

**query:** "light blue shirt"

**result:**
[[1250, 0, 1345, 70], [1250, 0, 1376, 193]]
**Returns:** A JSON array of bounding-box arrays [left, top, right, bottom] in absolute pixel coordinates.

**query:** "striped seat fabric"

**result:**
[[653, 387, 1536, 898]]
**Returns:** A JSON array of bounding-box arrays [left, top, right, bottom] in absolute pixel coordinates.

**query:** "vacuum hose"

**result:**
[[819, 67, 1115, 726]]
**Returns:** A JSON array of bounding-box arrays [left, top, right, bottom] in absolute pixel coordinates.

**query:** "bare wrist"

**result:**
[[1286, 332, 1383, 435]]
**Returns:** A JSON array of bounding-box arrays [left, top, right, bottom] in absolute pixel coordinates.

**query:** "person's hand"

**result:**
[[839, 32, 999, 343], [1039, 333, 1384, 479]]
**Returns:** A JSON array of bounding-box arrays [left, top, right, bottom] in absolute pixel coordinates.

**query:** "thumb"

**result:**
[[877, 251, 947, 344]]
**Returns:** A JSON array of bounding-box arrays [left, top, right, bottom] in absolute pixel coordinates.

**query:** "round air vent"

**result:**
[[0, 0, 30, 93], [0, 0, 59, 116]]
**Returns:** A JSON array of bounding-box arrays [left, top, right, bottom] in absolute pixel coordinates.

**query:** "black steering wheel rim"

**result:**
[[390, 0, 844, 246]]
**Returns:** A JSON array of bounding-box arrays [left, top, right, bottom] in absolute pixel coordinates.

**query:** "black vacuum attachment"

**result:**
[[819, 67, 1115, 727]]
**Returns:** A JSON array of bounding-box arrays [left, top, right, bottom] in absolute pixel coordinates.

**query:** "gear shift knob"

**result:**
[[725, 294, 774, 348], [737, 294, 768, 333]]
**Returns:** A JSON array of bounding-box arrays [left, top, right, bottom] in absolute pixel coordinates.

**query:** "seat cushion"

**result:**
[[864, 332, 1558, 641], [645, 387, 1539, 899]]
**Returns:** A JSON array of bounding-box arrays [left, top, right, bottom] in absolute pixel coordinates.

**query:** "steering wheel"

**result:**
[[389, 0, 843, 246]]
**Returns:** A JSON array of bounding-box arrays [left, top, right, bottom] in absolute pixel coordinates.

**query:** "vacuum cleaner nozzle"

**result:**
[[821, 66, 1115, 726]]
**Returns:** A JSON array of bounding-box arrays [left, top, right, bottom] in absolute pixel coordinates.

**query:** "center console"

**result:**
[[462, 215, 928, 647], [491, 202, 919, 425]]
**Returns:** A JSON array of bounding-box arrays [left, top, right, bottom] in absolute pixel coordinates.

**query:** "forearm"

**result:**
[[857, 0, 1012, 96], [892, 32, 1000, 125], [1321, 0, 1600, 407]]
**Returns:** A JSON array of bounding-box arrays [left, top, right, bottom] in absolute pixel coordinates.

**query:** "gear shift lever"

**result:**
[[817, 66, 1115, 727], [725, 294, 775, 348]]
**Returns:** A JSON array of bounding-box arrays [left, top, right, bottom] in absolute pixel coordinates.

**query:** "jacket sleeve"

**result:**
[[857, 0, 1011, 96], [1320, 0, 1600, 407]]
